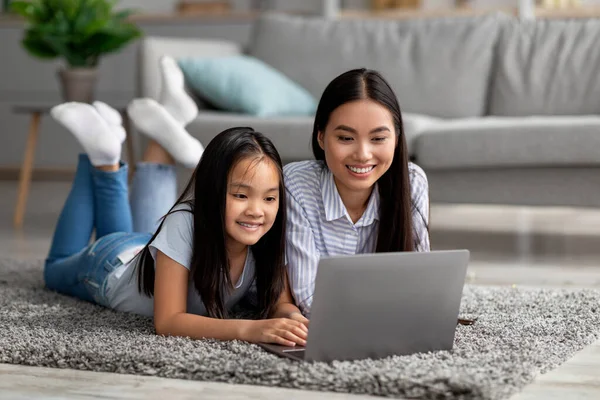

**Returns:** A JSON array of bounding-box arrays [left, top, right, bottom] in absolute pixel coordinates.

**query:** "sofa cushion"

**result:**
[[188, 111, 315, 163], [249, 13, 504, 119], [490, 19, 600, 116], [402, 113, 441, 152], [178, 55, 317, 117], [414, 116, 600, 169], [426, 168, 600, 207]]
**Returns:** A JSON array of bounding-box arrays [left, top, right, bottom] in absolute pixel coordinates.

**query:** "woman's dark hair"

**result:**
[[312, 68, 419, 252], [136, 127, 287, 319]]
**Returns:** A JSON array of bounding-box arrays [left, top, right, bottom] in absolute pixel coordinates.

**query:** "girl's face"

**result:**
[[225, 157, 280, 253], [318, 99, 397, 195]]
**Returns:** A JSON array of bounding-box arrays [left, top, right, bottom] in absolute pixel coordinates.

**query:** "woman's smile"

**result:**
[[346, 164, 376, 176]]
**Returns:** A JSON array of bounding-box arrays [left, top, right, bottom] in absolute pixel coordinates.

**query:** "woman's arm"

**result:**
[[409, 163, 430, 252], [285, 190, 322, 316], [153, 251, 307, 346]]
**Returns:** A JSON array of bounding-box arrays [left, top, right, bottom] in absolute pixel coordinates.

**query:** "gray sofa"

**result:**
[[138, 13, 600, 208]]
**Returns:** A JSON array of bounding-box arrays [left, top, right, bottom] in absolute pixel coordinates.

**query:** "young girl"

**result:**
[[44, 62, 307, 346], [284, 68, 431, 316]]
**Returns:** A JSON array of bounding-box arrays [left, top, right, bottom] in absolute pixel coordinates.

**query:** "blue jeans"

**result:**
[[44, 154, 177, 306]]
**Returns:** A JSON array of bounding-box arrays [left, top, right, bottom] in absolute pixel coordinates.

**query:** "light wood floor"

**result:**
[[0, 363, 379, 400], [1, 181, 600, 399]]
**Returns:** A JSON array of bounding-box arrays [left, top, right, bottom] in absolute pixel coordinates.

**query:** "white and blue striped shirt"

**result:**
[[283, 160, 430, 315]]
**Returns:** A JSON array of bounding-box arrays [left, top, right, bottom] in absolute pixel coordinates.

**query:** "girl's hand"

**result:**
[[240, 318, 308, 346]]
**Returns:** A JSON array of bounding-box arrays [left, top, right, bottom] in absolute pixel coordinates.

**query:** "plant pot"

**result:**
[[57, 67, 98, 103]]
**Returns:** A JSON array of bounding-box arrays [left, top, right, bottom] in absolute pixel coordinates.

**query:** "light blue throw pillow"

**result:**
[[178, 55, 317, 117]]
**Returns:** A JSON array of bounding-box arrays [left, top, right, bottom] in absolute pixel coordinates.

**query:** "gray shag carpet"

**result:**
[[1, 258, 600, 400]]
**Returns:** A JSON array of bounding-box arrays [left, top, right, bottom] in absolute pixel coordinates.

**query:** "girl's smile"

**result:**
[[237, 221, 262, 229]]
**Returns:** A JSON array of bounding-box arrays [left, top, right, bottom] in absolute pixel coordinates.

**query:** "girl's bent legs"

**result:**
[[45, 154, 132, 300], [130, 161, 178, 233], [45, 154, 95, 297], [91, 162, 133, 238], [45, 103, 136, 304], [46, 154, 94, 266]]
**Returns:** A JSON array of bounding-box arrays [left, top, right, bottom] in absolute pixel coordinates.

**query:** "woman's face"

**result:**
[[318, 99, 397, 195]]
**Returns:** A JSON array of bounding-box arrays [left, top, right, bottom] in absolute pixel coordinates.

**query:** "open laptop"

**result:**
[[260, 249, 470, 362]]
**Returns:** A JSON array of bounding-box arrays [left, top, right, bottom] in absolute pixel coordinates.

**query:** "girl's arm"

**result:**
[[153, 251, 308, 345]]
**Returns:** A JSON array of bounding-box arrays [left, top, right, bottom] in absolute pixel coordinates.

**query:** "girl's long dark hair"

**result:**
[[136, 127, 287, 319], [312, 68, 417, 252]]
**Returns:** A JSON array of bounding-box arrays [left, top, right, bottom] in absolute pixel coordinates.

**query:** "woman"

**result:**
[[284, 68, 430, 316]]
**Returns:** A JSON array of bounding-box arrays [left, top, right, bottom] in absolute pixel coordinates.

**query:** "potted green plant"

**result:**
[[11, 0, 142, 103]]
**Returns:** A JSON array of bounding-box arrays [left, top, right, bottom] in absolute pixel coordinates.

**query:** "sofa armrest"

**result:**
[[137, 36, 242, 100]]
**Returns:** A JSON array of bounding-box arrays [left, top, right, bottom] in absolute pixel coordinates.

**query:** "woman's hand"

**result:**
[[288, 311, 310, 328], [240, 318, 308, 346]]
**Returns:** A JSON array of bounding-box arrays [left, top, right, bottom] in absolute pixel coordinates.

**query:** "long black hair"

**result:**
[[312, 68, 416, 252], [136, 127, 287, 319]]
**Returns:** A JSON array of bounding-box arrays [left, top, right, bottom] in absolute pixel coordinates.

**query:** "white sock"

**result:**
[[128, 98, 203, 169], [51, 102, 121, 167], [93, 101, 126, 144], [158, 56, 198, 126]]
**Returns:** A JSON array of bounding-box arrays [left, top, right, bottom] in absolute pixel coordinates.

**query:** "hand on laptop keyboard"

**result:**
[[240, 318, 308, 347], [288, 311, 310, 328]]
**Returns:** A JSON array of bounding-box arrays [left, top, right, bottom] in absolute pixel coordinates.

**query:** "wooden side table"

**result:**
[[12, 104, 136, 229]]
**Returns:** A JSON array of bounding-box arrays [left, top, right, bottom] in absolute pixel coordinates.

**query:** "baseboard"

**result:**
[[0, 167, 75, 181]]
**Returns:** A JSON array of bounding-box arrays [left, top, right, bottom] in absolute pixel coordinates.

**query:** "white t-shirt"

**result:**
[[104, 205, 255, 317]]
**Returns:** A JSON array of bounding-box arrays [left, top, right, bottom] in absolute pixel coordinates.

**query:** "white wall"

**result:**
[[117, 0, 323, 13], [118, 0, 600, 13]]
